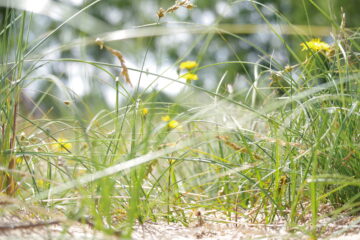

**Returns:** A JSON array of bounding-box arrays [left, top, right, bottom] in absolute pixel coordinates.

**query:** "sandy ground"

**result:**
[[133, 221, 360, 240], [1, 215, 359, 240], [1, 196, 359, 240]]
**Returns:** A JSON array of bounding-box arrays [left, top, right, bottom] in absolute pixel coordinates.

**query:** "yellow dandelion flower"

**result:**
[[16, 157, 23, 164], [37, 179, 44, 188], [161, 115, 171, 122], [181, 73, 198, 81], [300, 38, 330, 52], [179, 61, 198, 70], [141, 108, 149, 116], [168, 120, 179, 129], [52, 138, 72, 152]]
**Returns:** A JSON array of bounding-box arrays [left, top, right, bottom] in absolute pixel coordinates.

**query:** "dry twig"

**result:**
[[0, 220, 61, 232], [95, 38, 132, 87], [157, 0, 196, 19]]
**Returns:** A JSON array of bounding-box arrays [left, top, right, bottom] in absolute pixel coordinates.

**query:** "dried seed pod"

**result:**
[[95, 39, 132, 86], [157, 0, 196, 19], [95, 38, 104, 49], [167, 5, 179, 13], [284, 65, 293, 73], [157, 8, 165, 18]]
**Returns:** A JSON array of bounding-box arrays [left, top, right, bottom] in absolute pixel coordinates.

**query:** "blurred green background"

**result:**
[[0, 0, 359, 116]]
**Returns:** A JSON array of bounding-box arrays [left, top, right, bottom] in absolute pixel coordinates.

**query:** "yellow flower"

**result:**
[[37, 179, 44, 188], [52, 138, 72, 152], [168, 120, 179, 129], [181, 73, 198, 81], [141, 108, 149, 116], [179, 61, 198, 70], [300, 38, 330, 52], [16, 157, 23, 164], [161, 115, 171, 122]]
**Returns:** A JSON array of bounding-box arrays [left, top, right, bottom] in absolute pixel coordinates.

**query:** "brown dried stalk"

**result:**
[[216, 135, 262, 160], [157, 0, 196, 19], [2, 99, 18, 196], [0, 220, 61, 231], [216, 135, 246, 152], [95, 38, 132, 87], [5, 157, 17, 195]]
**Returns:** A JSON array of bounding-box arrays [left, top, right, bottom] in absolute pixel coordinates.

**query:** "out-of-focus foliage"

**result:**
[[1, 0, 359, 113]]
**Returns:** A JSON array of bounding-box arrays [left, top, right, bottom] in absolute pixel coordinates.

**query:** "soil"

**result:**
[[1, 196, 359, 240], [1, 214, 359, 240]]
